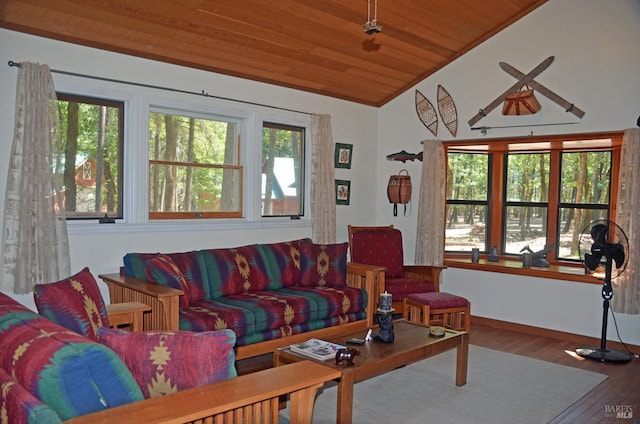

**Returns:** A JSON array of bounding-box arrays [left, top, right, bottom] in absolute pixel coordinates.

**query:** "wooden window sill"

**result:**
[[443, 257, 598, 285]]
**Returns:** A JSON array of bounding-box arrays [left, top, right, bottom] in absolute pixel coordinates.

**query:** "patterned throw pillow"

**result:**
[[298, 241, 348, 287], [34, 267, 109, 341], [144, 254, 191, 310], [98, 328, 238, 399]]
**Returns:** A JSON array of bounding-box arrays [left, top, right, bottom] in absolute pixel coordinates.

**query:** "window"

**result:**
[[56, 93, 123, 219], [261, 122, 305, 217], [53, 75, 310, 231], [148, 109, 242, 219], [444, 132, 622, 266], [445, 153, 489, 251], [503, 153, 550, 255]]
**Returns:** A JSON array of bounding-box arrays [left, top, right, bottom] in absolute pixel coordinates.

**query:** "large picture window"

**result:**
[[444, 132, 622, 266]]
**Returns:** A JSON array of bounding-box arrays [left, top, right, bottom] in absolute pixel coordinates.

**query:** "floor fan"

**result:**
[[576, 220, 631, 362]]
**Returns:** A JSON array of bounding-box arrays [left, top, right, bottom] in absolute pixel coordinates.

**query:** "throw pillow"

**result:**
[[298, 241, 348, 287], [33, 267, 109, 341], [98, 327, 238, 398], [144, 254, 191, 310]]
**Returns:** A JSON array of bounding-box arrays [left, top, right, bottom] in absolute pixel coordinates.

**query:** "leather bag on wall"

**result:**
[[387, 169, 411, 216]]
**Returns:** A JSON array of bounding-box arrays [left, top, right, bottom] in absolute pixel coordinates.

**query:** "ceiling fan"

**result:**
[[576, 220, 631, 362], [363, 0, 382, 35]]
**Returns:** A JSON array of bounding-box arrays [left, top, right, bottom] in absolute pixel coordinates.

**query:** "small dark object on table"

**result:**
[[335, 347, 360, 366]]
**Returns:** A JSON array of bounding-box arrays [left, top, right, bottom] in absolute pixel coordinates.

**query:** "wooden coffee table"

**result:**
[[274, 320, 468, 424]]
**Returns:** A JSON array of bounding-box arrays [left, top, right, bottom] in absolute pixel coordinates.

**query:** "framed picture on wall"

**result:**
[[334, 143, 353, 169], [335, 179, 351, 205]]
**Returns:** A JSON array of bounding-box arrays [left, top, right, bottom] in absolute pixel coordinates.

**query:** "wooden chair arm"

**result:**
[[106, 302, 151, 332], [100, 273, 182, 331], [403, 265, 447, 292], [347, 262, 386, 327], [65, 360, 340, 424]]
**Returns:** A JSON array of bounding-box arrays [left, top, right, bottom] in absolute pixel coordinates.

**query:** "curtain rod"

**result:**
[[7, 60, 312, 116]]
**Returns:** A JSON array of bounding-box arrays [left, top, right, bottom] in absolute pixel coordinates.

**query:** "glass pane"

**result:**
[[57, 95, 123, 219], [506, 153, 549, 202], [445, 204, 487, 252], [557, 207, 608, 260], [560, 151, 610, 204], [504, 205, 548, 254], [447, 153, 488, 201], [262, 123, 304, 217], [148, 112, 240, 218], [149, 112, 239, 165], [149, 164, 240, 213]]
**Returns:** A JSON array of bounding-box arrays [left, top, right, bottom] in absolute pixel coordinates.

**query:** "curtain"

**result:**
[[310, 114, 336, 244], [415, 139, 446, 266], [613, 127, 640, 314], [0, 62, 70, 294]]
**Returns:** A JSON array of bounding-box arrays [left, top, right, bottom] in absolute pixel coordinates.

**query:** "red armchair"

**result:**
[[348, 225, 445, 314]]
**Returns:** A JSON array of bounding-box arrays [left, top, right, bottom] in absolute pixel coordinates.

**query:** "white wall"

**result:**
[[378, 0, 640, 345], [0, 29, 379, 308]]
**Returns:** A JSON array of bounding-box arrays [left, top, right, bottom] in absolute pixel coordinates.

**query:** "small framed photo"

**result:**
[[335, 179, 351, 205], [334, 143, 353, 169]]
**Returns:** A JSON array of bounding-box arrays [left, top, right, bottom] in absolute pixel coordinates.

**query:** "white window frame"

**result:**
[[53, 74, 312, 236]]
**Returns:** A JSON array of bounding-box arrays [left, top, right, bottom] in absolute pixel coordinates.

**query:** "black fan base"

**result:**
[[576, 346, 631, 362]]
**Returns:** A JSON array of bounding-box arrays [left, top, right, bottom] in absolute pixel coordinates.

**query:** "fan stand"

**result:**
[[576, 256, 631, 363]]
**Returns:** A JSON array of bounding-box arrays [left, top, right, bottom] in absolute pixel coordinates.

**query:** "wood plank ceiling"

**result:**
[[0, 0, 547, 106]]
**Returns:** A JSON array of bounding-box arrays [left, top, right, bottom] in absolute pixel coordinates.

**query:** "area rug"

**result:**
[[279, 345, 607, 423]]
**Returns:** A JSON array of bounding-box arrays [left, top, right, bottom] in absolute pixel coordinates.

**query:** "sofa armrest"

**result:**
[[65, 360, 340, 424], [347, 262, 386, 327], [100, 273, 182, 331], [403, 265, 447, 292]]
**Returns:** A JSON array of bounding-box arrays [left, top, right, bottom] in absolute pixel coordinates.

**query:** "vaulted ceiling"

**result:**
[[0, 0, 547, 106]]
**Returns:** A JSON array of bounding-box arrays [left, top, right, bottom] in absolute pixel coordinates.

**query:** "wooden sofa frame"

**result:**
[[66, 360, 340, 424], [100, 262, 382, 360]]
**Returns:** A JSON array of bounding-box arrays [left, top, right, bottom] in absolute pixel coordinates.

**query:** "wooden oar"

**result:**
[[499, 62, 585, 119], [467, 56, 555, 127]]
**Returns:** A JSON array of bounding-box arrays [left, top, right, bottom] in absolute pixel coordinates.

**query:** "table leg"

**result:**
[[456, 332, 469, 386], [336, 369, 354, 424]]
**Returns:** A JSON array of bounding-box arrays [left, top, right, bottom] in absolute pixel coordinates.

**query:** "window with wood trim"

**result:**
[[148, 109, 242, 219], [444, 132, 622, 266]]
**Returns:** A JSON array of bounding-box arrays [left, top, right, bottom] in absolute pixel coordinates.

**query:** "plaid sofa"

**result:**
[[122, 238, 369, 347]]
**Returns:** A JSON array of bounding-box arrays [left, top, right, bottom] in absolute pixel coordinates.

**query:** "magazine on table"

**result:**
[[289, 338, 346, 361]]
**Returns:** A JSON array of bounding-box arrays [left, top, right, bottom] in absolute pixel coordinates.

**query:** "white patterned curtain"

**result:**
[[310, 114, 336, 244], [415, 139, 446, 266], [613, 128, 640, 314], [0, 62, 70, 294]]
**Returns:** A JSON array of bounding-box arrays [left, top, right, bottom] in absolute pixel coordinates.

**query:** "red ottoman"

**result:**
[[402, 292, 470, 332]]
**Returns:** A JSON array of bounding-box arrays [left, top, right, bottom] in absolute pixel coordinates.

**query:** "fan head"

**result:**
[[579, 220, 629, 280]]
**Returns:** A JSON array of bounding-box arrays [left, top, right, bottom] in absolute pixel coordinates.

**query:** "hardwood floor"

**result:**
[[469, 324, 639, 423], [236, 322, 640, 423]]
